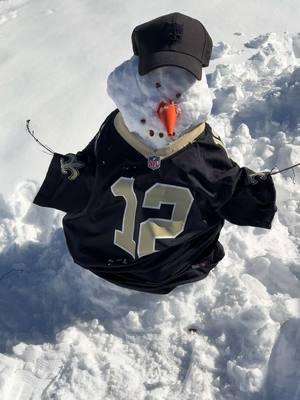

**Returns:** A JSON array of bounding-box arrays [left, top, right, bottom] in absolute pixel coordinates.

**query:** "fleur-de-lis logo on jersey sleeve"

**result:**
[[60, 153, 85, 181], [248, 171, 270, 185]]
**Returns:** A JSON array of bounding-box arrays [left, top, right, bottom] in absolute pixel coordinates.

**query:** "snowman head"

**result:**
[[107, 55, 213, 150], [107, 13, 213, 149]]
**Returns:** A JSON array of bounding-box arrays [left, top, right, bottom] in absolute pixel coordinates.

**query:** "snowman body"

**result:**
[[33, 52, 277, 294]]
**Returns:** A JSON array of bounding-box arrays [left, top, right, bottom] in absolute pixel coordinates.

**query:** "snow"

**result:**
[[211, 42, 233, 60], [1, 1, 300, 399]]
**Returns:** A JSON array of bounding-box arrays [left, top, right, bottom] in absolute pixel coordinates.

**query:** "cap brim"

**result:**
[[138, 51, 202, 80]]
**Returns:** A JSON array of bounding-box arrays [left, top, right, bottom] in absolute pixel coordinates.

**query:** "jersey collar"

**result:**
[[114, 111, 206, 160]]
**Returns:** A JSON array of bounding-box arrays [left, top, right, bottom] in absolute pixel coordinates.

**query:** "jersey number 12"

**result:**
[[111, 177, 194, 259]]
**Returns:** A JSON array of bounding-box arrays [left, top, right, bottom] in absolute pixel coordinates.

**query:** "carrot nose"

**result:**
[[157, 101, 178, 136]]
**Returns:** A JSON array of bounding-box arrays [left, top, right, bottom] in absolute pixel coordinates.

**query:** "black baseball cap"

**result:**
[[131, 12, 213, 80]]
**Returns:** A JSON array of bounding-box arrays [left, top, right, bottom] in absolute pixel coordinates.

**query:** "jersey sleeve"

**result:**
[[203, 129, 277, 229], [32, 133, 98, 214]]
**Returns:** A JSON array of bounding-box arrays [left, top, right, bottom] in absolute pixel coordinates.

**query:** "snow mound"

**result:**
[[0, 180, 61, 252], [0, 177, 299, 399], [264, 319, 300, 399], [211, 41, 233, 60], [210, 33, 298, 115]]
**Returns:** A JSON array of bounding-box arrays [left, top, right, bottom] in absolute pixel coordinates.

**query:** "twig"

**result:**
[[26, 119, 55, 155], [270, 162, 300, 184], [270, 162, 300, 175]]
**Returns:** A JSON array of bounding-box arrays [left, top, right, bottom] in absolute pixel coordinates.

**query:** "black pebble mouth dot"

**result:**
[[148, 131, 176, 138], [140, 118, 146, 124]]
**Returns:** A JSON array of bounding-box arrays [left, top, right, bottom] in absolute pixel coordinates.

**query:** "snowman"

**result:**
[[33, 12, 277, 294]]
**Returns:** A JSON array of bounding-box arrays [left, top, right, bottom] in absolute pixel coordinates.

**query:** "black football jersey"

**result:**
[[33, 109, 277, 294]]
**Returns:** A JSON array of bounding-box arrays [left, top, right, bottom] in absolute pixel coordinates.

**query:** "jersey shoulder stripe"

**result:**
[[209, 127, 229, 157]]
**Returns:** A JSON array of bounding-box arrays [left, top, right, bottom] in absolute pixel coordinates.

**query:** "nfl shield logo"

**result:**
[[147, 155, 161, 170]]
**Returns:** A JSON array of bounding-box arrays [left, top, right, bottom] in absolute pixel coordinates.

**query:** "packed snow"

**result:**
[[1, 1, 300, 399]]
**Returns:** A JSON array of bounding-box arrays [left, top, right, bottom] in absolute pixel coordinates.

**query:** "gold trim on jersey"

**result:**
[[211, 131, 229, 157], [114, 111, 206, 160]]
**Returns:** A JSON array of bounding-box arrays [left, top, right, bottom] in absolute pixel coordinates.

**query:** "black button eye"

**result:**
[[176, 92, 181, 98], [159, 132, 164, 138], [149, 130, 154, 136], [155, 82, 161, 88], [140, 118, 146, 124]]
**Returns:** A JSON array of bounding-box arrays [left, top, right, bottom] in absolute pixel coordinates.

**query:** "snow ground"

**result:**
[[1, 1, 300, 399]]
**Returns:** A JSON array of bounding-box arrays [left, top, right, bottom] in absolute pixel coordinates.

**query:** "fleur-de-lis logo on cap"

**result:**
[[162, 22, 183, 44]]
